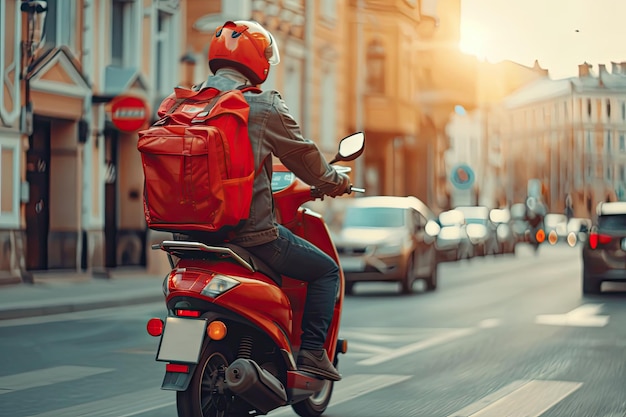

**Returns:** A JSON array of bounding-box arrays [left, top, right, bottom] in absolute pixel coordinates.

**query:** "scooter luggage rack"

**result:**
[[152, 240, 255, 272]]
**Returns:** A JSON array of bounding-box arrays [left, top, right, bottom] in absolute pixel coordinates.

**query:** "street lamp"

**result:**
[[20, 0, 48, 136]]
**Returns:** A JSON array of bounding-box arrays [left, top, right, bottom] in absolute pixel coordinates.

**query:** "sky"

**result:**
[[459, 0, 626, 79]]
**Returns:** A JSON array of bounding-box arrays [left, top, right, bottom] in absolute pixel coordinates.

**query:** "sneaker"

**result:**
[[296, 349, 342, 381]]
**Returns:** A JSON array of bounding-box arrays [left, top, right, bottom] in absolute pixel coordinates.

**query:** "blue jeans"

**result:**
[[245, 224, 340, 350]]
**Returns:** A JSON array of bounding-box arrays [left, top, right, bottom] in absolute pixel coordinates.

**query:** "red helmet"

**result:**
[[209, 20, 280, 85]]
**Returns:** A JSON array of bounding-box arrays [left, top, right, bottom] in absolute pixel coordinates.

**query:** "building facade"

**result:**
[[2, 0, 207, 281], [1, 0, 483, 282], [501, 62, 626, 218]]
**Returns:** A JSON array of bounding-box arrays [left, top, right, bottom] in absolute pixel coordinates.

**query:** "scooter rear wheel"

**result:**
[[176, 344, 247, 417], [291, 379, 334, 417]]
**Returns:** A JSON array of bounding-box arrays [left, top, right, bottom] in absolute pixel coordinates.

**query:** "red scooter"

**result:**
[[146, 132, 365, 417]]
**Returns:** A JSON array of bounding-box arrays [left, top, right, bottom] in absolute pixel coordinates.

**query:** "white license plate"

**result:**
[[340, 257, 365, 272], [157, 317, 207, 363]]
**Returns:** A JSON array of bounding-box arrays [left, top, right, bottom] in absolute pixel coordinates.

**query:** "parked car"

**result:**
[[544, 213, 568, 244], [455, 206, 499, 256], [333, 196, 439, 295], [489, 207, 517, 254], [566, 217, 591, 246], [510, 203, 530, 243], [581, 201, 626, 294], [435, 209, 474, 261]]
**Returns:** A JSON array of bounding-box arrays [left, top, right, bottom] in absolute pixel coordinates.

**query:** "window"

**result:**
[[321, 0, 336, 21], [1, 1, 21, 125], [620, 134, 625, 152], [111, 0, 139, 68], [586, 130, 592, 152], [366, 39, 385, 94], [320, 67, 337, 151], [44, 0, 76, 52], [284, 59, 303, 123], [606, 130, 612, 152], [155, 9, 176, 95], [620, 165, 625, 182], [622, 102, 626, 120], [587, 98, 592, 119], [0, 137, 19, 227], [606, 99, 611, 120]]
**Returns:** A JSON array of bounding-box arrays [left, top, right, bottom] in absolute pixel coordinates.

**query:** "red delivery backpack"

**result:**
[[137, 84, 261, 233]]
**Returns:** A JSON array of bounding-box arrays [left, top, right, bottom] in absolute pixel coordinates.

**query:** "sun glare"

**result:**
[[459, 22, 488, 60]]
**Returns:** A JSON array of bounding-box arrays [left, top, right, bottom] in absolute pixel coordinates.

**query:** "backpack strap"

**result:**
[[238, 85, 262, 94]]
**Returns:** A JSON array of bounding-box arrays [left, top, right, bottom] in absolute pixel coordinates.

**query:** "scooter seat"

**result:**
[[224, 243, 282, 286]]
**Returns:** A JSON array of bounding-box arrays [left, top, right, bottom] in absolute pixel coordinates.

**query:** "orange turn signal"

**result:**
[[535, 229, 545, 243], [207, 321, 227, 340]]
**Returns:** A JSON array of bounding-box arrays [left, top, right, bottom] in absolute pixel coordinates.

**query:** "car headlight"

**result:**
[[201, 274, 240, 297]]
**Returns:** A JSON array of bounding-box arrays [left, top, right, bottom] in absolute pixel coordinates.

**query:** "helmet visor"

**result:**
[[233, 20, 280, 65]]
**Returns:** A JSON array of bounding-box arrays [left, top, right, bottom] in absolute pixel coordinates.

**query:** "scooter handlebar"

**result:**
[[310, 184, 365, 199]]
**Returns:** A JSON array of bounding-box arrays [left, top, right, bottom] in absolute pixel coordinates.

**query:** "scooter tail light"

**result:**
[[201, 274, 240, 297], [166, 363, 190, 373], [176, 309, 201, 317], [146, 318, 164, 337]]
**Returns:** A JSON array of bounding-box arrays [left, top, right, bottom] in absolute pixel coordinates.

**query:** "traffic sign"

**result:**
[[110, 95, 150, 132], [450, 164, 475, 190]]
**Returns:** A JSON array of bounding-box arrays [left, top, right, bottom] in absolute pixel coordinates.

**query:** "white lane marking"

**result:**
[[536, 304, 609, 327], [344, 341, 393, 354], [447, 380, 583, 417], [358, 327, 477, 366], [269, 374, 412, 416], [26, 387, 175, 417], [478, 318, 502, 328], [25, 374, 410, 417], [0, 366, 112, 395]]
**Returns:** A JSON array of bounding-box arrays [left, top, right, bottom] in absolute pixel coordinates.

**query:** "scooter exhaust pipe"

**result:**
[[225, 358, 288, 414]]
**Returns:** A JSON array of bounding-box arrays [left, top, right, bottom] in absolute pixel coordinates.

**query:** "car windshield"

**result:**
[[598, 214, 626, 230], [465, 218, 487, 225], [343, 207, 405, 228]]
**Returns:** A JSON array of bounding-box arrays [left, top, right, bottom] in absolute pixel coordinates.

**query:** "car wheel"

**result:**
[[582, 272, 601, 295], [401, 256, 416, 295], [344, 281, 355, 296], [425, 261, 438, 291]]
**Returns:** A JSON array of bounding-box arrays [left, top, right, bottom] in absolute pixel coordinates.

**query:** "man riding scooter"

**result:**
[[177, 20, 351, 381]]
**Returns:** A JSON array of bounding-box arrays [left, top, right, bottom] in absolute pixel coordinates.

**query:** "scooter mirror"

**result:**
[[330, 132, 365, 164]]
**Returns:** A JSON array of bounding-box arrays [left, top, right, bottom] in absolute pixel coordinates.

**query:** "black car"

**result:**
[[581, 201, 626, 294]]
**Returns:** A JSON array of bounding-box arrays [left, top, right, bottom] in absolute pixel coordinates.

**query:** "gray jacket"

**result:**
[[203, 71, 348, 247]]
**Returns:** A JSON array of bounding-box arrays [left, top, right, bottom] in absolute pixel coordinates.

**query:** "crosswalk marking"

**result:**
[[0, 366, 112, 395], [447, 380, 583, 417], [358, 327, 477, 366], [25, 387, 175, 417], [269, 374, 412, 416], [23, 374, 409, 417]]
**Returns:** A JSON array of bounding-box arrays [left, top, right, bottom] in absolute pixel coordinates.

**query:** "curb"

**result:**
[[0, 293, 165, 321]]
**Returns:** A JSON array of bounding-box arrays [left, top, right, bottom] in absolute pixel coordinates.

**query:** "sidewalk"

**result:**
[[0, 270, 166, 320]]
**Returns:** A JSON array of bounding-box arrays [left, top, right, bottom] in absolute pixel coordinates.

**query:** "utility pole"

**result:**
[[354, 0, 365, 193]]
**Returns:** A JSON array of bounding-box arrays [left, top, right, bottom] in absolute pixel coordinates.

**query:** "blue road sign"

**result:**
[[450, 164, 475, 190]]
